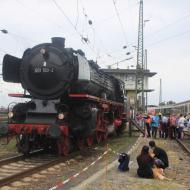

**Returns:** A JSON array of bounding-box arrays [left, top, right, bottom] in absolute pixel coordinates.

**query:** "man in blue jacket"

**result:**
[[151, 114, 160, 138]]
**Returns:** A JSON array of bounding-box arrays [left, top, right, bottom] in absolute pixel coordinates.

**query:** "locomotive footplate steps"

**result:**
[[8, 93, 31, 98]]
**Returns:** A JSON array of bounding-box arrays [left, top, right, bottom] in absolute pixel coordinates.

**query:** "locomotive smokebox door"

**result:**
[[19, 41, 75, 99]]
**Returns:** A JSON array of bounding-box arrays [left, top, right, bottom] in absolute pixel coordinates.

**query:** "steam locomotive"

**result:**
[[0, 37, 127, 155]]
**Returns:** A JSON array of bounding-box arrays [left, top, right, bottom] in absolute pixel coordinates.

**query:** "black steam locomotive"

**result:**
[[0, 37, 126, 155]]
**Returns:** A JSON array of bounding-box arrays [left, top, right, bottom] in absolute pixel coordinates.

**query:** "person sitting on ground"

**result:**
[[137, 145, 168, 180], [149, 140, 169, 169], [137, 145, 154, 178]]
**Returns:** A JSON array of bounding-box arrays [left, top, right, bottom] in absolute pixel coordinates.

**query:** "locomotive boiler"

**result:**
[[0, 37, 127, 155]]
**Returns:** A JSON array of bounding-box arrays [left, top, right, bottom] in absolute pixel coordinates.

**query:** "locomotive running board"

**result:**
[[69, 94, 123, 107], [8, 93, 31, 98]]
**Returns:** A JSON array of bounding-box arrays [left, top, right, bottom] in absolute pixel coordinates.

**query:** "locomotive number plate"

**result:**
[[34, 67, 55, 73]]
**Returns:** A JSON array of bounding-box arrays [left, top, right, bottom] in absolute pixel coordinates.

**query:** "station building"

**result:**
[[101, 68, 157, 109]]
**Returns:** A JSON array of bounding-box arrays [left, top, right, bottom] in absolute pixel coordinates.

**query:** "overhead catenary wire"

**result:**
[[145, 13, 190, 39], [106, 56, 133, 67], [14, 0, 135, 66], [78, 0, 134, 65], [74, 0, 79, 28], [14, 0, 108, 63], [15, 0, 75, 37], [112, 0, 128, 46], [1, 0, 135, 69], [0, 29, 37, 53], [147, 29, 190, 47], [91, 0, 138, 27], [52, 0, 80, 34], [79, 0, 108, 58], [51, 0, 99, 56], [130, 9, 190, 51], [74, 0, 122, 64]]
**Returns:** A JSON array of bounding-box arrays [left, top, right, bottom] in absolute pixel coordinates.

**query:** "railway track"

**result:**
[[176, 137, 190, 156], [0, 151, 64, 187]]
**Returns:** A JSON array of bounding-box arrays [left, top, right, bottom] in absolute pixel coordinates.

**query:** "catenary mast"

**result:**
[[135, 0, 144, 113]]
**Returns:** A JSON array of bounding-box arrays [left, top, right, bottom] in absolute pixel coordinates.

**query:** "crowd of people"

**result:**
[[137, 112, 190, 140]]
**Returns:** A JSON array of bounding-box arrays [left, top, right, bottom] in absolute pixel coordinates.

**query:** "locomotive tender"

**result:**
[[0, 37, 127, 155]]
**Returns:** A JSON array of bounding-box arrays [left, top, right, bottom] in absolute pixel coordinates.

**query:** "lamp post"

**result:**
[[0, 29, 8, 34]]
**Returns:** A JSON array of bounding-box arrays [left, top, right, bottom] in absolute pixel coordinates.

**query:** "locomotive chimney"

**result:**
[[51, 37, 65, 48]]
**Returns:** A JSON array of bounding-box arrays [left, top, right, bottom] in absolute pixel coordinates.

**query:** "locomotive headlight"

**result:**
[[8, 112, 14, 118], [58, 113, 64, 120]]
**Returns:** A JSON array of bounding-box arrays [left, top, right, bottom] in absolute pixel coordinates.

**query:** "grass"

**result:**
[[108, 131, 139, 151], [0, 137, 17, 152], [0, 116, 16, 153]]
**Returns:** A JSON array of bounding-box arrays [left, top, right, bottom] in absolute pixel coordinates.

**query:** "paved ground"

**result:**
[[72, 137, 190, 190]]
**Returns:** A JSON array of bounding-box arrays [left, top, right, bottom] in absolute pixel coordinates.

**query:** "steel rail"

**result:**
[[0, 151, 79, 187], [0, 149, 43, 166], [176, 138, 190, 156], [0, 157, 62, 187]]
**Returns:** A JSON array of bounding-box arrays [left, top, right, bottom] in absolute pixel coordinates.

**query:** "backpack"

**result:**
[[118, 153, 130, 171]]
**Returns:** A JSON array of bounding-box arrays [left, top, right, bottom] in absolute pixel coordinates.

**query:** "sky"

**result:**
[[0, 0, 190, 106]]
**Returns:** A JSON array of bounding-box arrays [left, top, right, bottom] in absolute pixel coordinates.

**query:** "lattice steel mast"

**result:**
[[135, 0, 144, 113]]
